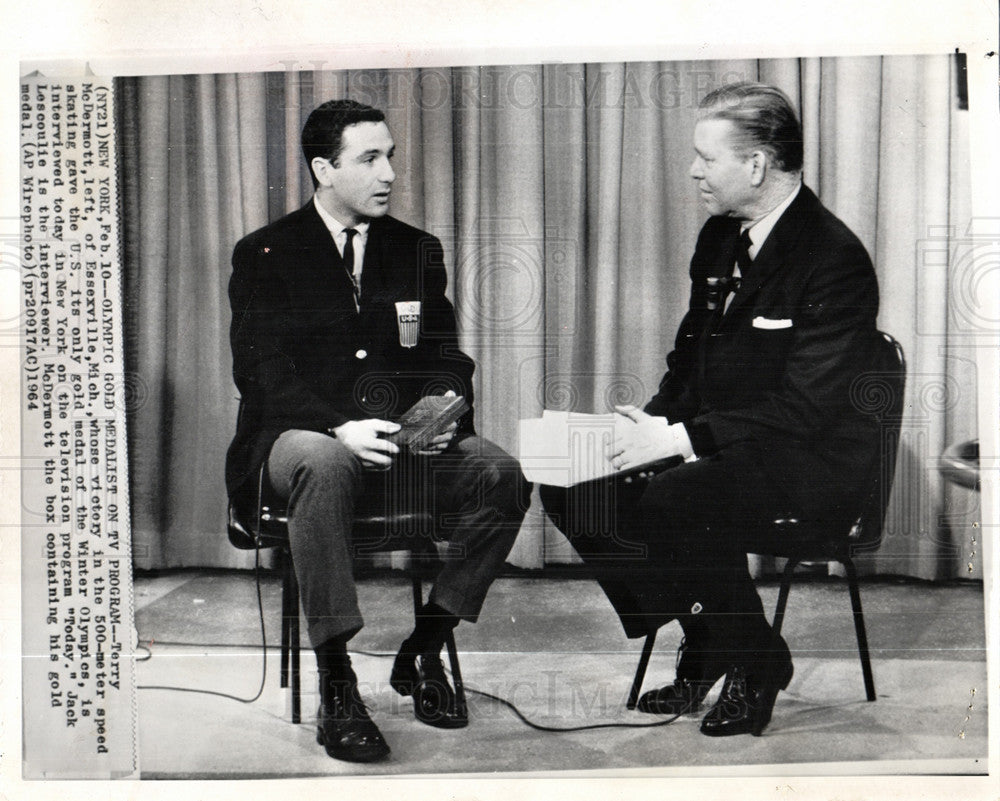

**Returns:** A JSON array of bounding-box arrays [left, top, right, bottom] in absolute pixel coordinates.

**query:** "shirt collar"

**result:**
[[741, 182, 801, 256], [313, 195, 370, 241]]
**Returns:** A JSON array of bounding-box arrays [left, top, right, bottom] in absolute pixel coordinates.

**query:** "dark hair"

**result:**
[[301, 99, 386, 187], [697, 82, 803, 173]]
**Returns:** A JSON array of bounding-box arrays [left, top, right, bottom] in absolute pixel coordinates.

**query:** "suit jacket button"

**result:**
[[355, 349, 367, 359]]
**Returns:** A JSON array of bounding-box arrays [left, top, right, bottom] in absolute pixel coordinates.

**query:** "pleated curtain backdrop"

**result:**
[[118, 55, 980, 579]]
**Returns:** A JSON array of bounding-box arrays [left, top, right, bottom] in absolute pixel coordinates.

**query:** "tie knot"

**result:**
[[344, 227, 357, 243]]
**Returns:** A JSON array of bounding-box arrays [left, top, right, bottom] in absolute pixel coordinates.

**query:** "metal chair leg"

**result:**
[[280, 553, 292, 689], [411, 576, 424, 619], [843, 558, 876, 701], [626, 630, 658, 710], [771, 558, 798, 636], [286, 561, 302, 724]]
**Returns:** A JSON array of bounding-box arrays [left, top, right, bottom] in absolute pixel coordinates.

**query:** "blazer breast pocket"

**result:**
[[752, 316, 794, 330], [742, 318, 795, 388]]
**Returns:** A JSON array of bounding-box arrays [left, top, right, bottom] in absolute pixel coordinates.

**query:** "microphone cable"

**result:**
[[136, 563, 689, 730], [462, 685, 687, 732], [351, 649, 690, 732], [134, 544, 269, 705]]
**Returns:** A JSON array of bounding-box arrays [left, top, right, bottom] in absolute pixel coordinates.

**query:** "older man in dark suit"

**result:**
[[227, 100, 530, 763], [541, 82, 881, 737]]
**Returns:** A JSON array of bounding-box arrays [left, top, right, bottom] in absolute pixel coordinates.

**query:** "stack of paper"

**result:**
[[518, 410, 633, 487]]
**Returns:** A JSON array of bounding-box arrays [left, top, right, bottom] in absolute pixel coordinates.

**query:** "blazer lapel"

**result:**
[[708, 218, 742, 282], [359, 216, 391, 309], [715, 229, 742, 281], [299, 199, 342, 269]]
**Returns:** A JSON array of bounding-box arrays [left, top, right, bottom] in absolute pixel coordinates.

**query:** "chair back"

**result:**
[[227, 465, 296, 549], [227, 499, 257, 549], [846, 331, 906, 554]]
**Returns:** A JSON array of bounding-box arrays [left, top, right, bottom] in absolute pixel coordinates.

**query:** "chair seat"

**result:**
[[228, 499, 437, 552], [749, 517, 875, 562]]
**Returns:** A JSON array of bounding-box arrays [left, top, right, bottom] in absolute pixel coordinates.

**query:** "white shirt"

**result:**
[[313, 196, 370, 283], [740, 182, 802, 262]]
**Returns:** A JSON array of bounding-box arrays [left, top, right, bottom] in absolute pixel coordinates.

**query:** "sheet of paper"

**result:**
[[518, 411, 633, 487]]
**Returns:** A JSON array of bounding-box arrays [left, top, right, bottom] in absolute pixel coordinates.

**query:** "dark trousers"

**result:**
[[268, 430, 531, 647], [540, 443, 800, 654]]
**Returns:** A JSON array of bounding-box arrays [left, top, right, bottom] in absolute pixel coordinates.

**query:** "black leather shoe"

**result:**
[[390, 650, 468, 729], [316, 685, 391, 763], [637, 675, 723, 715], [636, 638, 728, 715], [699, 639, 794, 737]]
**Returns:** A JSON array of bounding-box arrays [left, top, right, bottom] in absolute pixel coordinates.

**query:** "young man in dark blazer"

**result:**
[[226, 100, 530, 763], [541, 82, 882, 737]]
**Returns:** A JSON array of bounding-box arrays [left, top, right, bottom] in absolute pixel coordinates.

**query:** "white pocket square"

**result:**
[[752, 316, 793, 330]]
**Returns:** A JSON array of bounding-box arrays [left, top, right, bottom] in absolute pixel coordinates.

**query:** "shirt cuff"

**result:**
[[681, 419, 717, 457], [670, 422, 696, 461]]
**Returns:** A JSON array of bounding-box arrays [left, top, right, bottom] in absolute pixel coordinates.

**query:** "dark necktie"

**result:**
[[736, 227, 753, 273], [707, 229, 752, 315], [342, 228, 360, 308], [724, 228, 752, 310]]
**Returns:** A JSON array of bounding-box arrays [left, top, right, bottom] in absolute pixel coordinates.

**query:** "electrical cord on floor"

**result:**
[[136, 563, 687, 731], [135, 545, 269, 705], [360, 650, 688, 732], [462, 685, 687, 732]]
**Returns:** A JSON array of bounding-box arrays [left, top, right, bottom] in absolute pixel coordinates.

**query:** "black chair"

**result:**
[[627, 331, 906, 709], [227, 469, 467, 725], [939, 439, 979, 492]]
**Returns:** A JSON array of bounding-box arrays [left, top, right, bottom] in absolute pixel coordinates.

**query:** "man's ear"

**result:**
[[749, 150, 768, 187], [311, 156, 338, 187]]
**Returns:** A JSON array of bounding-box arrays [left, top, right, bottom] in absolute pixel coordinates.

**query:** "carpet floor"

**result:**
[[133, 572, 988, 778]]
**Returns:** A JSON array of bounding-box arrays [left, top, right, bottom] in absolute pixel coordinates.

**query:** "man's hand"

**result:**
[[415, 390, 460, 456], [416, 421, 458, 456], [331, 419, 401, 469], [607, 405, 692, 473]]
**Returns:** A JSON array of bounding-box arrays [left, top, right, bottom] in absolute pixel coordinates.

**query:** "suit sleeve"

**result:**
[[683, 239, 879, 455], [229, 235, 351, 431], [418, 235, 477, 437]]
